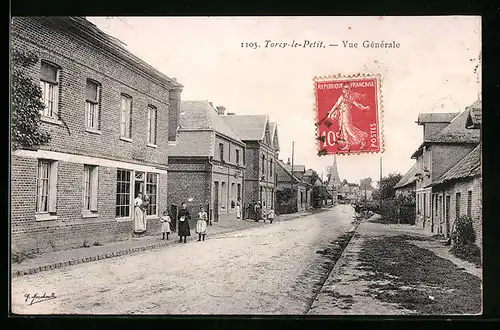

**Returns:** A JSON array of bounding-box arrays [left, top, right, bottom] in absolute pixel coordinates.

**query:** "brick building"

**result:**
[[11, 17, 183, 254], [167, 101, 245, 227], [410, 100, 481, 237], [223, 114, 280, 214]]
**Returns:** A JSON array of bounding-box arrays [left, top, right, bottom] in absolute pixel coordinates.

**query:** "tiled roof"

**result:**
[[222, 115, 269, 141], [394, 163, 418, 189], [277, 160, 301, 183], [304, 169, 315, 177], [426, 109, 480, 144], [466, 99, 482, 129], [178, 101, 243, 144], [169, 131, 214, 157], [431, 145, 481, 186], [417, 112, 458, 124]]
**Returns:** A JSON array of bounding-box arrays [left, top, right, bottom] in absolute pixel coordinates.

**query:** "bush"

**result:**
[[450, 215, 481, 266]]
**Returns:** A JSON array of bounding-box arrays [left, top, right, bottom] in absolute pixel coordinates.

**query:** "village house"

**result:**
[[411, 102, 480, 233], [223, 114, 280, 216], [167, 101, 245, 227], [394, 163, 418, 197], [276, 160, 313, 213], [429, 100, 481, 247], [11, 17, 183, 255]]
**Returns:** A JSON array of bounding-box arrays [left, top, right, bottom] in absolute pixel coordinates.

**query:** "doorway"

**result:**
[[423, 193, 427, 228], [445, 195, 451, 238]]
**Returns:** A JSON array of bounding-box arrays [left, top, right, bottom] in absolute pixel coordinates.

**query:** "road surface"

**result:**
[[11, 205, 356, 315]]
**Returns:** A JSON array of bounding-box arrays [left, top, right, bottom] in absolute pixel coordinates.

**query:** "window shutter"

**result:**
[[90, 167, 99, 211], [48, 161, 58, 213]]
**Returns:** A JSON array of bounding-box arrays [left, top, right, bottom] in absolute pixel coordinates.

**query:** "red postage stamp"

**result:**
[[314, 74, 382, 155]]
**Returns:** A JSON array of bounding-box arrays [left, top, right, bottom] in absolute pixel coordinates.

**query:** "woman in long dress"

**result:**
[[236, 198, 242, 219], [327, 84, 370, 150], [177, 202, 191, 243], [133, 192, 145, 234], [196, 205, 208, 241]]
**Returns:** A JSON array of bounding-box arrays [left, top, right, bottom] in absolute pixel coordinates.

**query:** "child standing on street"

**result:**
[[196, 205, 208, 241], [268, 208, 275, 224], [160, 209, 171, 240]]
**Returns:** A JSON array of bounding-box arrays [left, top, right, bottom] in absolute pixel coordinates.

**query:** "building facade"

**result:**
[[167, 101, 245, 227], [223, 115, 280, 214], [411, 102, 480, 234], [11, 17, 182, 254]]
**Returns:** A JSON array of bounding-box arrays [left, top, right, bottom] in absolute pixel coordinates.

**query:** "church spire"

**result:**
[[327, 155, 340, 188]]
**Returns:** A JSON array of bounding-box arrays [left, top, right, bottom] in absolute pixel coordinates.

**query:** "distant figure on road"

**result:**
[[178, 202, 191, 243], [268, 208, 275, 224], [196, 205, 208, 241], [254, 201, 262, 222], [236, 198, 242, 220], [160, 209, 171, 240]]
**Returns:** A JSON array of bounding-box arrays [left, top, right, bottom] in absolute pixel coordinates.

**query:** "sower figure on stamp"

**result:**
[[177, 202, 191, 243], [327, 84, 370, 150]]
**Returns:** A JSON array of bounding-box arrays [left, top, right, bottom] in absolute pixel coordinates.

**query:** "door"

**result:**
[[213, 181, 219, 223], [423, 193, 427, 228], [170, 204, 178, 231], [445, 195, 451, 238]]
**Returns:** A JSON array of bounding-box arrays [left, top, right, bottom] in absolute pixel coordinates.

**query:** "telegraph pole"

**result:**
[[291, 141, 295, 211]]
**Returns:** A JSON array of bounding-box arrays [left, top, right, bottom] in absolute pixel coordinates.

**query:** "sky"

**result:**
[[87, 16, 481, 185]]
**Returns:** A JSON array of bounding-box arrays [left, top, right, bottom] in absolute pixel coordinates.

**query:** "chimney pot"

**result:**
[[287, 158, 291, 165], [216, 106, 226, 115], [172, 77, 177, 82]]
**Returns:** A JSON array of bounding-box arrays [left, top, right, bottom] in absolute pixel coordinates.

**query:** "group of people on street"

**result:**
[[252, 201, 275, 224]]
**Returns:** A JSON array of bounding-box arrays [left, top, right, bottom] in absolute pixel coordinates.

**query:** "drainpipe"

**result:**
[[208, 156, 214, 223]]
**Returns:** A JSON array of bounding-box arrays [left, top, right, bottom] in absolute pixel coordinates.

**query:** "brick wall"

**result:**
[[11, 17, 179, 167]]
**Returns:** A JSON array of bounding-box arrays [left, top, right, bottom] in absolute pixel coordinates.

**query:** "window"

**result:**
[[261, 155, 265, 175], [85, 80, 100, 130], [147, 105, 157, 145], [219, 143, 224, 161], [120, 94, 132, 138], [116, 169, 132, 218], [467, 191, 472, 217], [455, 192, 461, 218], [36, 160, 58, 214], [83, 165, 99, 212], [146, 173, 158, 216], [270, 159, 273, 177], [236, 149, 240, 165], [40, 62, 60, 118]]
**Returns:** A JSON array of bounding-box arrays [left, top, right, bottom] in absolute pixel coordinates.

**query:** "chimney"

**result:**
[[216, 106, 226, 115], [209, 101, 214, 108], [287, 158, 291, 165], [172, 77, 177, 82]]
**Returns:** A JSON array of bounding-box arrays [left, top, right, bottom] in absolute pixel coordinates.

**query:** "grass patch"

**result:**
[[451, 243, 482, 267], [356, 235, 481, 315], [367, 216, 398, 224]]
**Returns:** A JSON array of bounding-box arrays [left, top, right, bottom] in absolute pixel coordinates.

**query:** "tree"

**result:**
[[305, 169, 319, 185], [342, 179, 348, 186], [374, 173, 403, 200], [11, 49, 51, 150], [359, 177, 373, 190]]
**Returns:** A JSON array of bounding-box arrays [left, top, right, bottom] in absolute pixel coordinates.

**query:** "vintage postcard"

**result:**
[[10, 16, 482, 316]]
